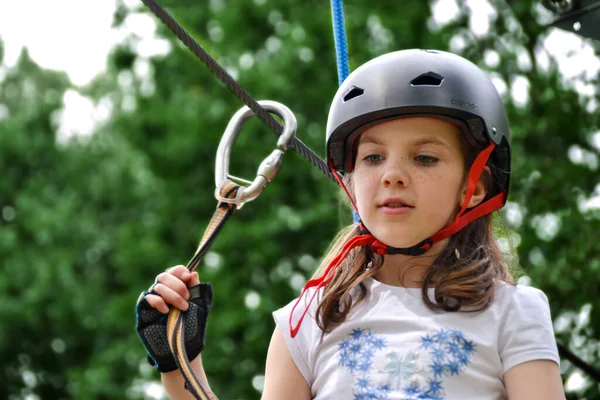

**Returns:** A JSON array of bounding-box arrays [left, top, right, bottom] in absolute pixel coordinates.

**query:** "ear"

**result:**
[[459, 166, 490, 209]]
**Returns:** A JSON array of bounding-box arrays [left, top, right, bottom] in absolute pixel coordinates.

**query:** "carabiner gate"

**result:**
[[215, 100, 297, 207]]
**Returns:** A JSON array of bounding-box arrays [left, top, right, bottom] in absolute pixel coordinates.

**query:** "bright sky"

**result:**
[[0, 0, 597, 394], [0, 0, 120, 85], [0, 0, 172, 142]]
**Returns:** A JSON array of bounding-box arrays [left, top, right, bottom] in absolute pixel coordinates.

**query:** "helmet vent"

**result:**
[[410, 72, 444, 87], [343, 86, 365, 102]]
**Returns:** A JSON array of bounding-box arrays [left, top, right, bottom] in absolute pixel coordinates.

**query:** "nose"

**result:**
[[381, 160, 409, 188]]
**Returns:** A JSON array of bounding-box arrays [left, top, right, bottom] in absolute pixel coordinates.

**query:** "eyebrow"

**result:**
[[410, 137, 450, 149], [359, 135, 450, 149], [358, 135, 383, 145]]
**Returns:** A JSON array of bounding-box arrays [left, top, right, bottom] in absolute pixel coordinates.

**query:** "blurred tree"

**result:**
[[0, 49, 171, 398], [1, 0, 599, 398]]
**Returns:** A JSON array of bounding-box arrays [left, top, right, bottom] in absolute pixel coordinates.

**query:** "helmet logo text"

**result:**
[[451, 99, 478, 110]]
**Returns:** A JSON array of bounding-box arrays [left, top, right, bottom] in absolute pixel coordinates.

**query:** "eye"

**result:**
[[363, 154, 383, 164], [415, 155, 438, 165]]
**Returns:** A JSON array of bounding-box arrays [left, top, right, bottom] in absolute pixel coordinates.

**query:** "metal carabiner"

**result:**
[[215, 100, 297, 207]]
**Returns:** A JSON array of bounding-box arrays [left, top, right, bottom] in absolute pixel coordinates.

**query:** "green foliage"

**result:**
[[1, 0, 600, 398]]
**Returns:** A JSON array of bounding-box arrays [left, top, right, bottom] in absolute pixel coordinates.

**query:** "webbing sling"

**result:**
[[165, 101, 297, 399], [167, 181, 238, 400]]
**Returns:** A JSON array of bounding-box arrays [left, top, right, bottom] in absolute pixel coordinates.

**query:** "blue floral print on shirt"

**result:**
[[337, 328, 476, 400], [338, 328, 391, 399]]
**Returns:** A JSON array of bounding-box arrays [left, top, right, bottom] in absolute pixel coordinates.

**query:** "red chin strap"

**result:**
[[430, 142, 506, 243], [288, 233, 376, 338], [288, 142, 506, 338]]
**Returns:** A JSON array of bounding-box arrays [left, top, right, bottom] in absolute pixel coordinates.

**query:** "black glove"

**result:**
[[136, 283, 212, 372]]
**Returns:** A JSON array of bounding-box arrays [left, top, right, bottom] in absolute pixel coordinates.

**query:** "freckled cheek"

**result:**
[[416, 172, 457, 196], [421, 179, 463, 216], [352, 172, 378, 210]]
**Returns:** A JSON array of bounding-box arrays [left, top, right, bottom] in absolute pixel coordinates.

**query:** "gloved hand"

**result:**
[[136, 266, 212, 372]]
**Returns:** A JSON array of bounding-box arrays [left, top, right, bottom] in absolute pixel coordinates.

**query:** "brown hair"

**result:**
[[313, 125, 515, 333]]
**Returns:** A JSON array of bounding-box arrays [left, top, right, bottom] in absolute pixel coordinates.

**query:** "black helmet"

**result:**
[[326, 49, 510, 201]]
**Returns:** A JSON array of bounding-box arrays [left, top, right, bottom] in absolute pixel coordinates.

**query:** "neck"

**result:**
[[373, 239, 449, 288]]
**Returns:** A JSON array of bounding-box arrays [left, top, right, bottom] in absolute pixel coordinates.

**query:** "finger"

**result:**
[[157, 272, 191, 301], [166, 265, 190, 281], [145, 293, 170, 314], [187, 272, 201, 287], [153, 282, 189, 311]]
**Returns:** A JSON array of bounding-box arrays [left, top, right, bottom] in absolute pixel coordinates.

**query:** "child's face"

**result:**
[[352, 117, 466, 249]]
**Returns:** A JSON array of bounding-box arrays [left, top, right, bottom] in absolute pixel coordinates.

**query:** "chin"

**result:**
[[371, 230, 423, 249]]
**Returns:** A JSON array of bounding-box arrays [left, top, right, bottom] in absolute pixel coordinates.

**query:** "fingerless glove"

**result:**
[[136, 283, 212, 372]]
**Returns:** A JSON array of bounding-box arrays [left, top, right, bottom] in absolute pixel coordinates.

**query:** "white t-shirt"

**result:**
[[273, 278, 559, 400]]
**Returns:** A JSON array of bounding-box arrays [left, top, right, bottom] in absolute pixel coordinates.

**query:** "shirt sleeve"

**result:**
[[272, 289, 321, 386], [498, 285, 560, 373]]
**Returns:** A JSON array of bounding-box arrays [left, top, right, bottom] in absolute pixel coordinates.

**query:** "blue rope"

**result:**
[[330, 0, 350, 85], [330, 0, 359, 223]]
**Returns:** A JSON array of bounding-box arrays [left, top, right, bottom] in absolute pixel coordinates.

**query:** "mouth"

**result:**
[[379, 198, 413, 208]]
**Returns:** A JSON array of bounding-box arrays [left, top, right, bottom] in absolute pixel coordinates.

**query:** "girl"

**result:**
[[136, 49, 565, 399]]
